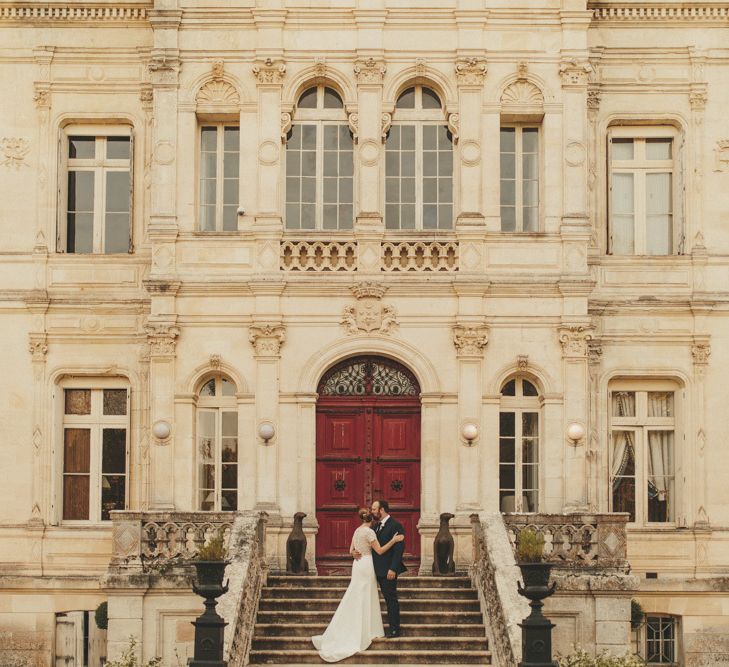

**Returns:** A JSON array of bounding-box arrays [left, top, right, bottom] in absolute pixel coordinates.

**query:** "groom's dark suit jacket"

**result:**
[[372, 516, 407, 578]]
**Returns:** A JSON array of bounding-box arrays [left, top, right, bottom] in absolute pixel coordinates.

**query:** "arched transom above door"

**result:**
[[317, 356, 420, 397]]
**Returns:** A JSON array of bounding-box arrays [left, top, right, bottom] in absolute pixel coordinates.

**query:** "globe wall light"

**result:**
[[258, 421, 276, 443], [461, 422, 479, 445], [566, 422, 586, 445], [152, 420, 171, 441]]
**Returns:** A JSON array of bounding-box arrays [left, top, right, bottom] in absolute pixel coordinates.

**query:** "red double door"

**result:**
[[315, 397, 421, 574]]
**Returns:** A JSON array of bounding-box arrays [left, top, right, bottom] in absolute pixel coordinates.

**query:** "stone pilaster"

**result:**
[[691, 336, 711, 528]]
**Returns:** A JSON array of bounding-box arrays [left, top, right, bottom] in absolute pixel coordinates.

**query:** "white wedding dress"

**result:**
[[312, 525, 384, 662]]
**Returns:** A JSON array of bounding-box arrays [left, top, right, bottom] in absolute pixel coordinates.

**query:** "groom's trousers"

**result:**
[[376, 576, 400, 630]]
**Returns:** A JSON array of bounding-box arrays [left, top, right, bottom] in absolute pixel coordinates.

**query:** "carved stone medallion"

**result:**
[[341, 282, 398, 335]]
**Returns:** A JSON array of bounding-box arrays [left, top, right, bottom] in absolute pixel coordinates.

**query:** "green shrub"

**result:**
[[195, 530, 227, 560], [94, 601, 108, 630], [104, 636, 161, 667], [557, 646, 645, 667], [515, 528, 545, 563], [631, 599, 645, 630]]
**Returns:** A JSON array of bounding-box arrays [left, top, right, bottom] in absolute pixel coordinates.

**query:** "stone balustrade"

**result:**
[[381, 240, 459, 272], [502, 513, 629, 570], [280, 240, 358, 271], [109, 510, 235, 567]]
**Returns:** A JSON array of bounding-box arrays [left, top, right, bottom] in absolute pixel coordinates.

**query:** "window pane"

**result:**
[[199, 206, 216, 232], [67, 213, 94, 254], [221, 378, 235, 396], [646, 138, 672, 160], [522, 439, 538, 464], [647, 431, 674, 522], [401, 126, 415, 150], [201, 379, 216, 397], [500, 179, 515, 206], [201, 150, 217, 180], [500, 464, 515, 489], [68, 170, 95, 212], [611, 138, 634, 161], [396, 88, 415, 109], [63, 475, 90, 520], [223, 126, 239, 151], [222, 438, 238, 462], [522, 153, 538, 180], [301, 177, 316, 203], [65, 389, 91, 415], [423, 125, 437, 150], [201, 127, 217, 151], [223, 179, 237, 206], [323, 87, 343, 109], [101, 475, 126, 521], [423, 205, 437, 230], [68, 136, 95, 159], [438, 204, 452, 229], [500, 128, 515, 152], [221, 489, 237, 511], [611, 173, 634, 254], [523, 180, 538, 207], [301, 125, 316, 150], [523, 490, 538, 513], [500, 411, 515, 437], [64, 429, 91, 473], [500, 490, 517, 513], [421, 87, 441, 109], [400, 204, 415, 230], [105, 171, 131, 253], [646, 173, 673, 255], [611, 431, 636, 522], [522, 464, 538, 490], [612, 391, 635, 417], [222, 411, 237, 437], [647, 392, 673, 418], [501, 206, 516, 232], [500, 438, 515, 463], [522, 128, 538, 153], [103, 389, 127, 416], [522, 380, 538, 397], [104, 210, 129, 252], [221, 464, 237, 487], [199, 410, 216, 439], [102, 429, 126, 474], [298, 87, 317, 109], [301, 203, 316, 229], [501, 380, 516, 397], [106, 137, 130, 160], [500, 153, 516, 181], [223, 206, 237, 231], [339, 147, 353, 178], [522, 413, 538, 439], [523, 207, 538, 232]]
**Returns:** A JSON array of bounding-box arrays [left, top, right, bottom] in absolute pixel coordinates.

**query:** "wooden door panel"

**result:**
[[374, 411, 420, 460], [393, 511, 420, 559], [316, 461, 363, 509], [374, 462, 420, 509], [317, 512, 361, 556], [317, 409, 364, 458]]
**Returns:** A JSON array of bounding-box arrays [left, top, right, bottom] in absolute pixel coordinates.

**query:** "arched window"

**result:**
[[386, 85, 453, 230], [499, 376, 540, 513], [197, 374, 238, 511], [285, 85, 354, 231]]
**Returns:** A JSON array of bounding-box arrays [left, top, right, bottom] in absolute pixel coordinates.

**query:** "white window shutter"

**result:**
[[675, 131, 686, 255], [128, 131, 134, 253]]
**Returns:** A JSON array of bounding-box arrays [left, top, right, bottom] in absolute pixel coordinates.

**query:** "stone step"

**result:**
[[248, 649, 491, 664], [255, 610, 484, 625], [252, 637, 489, 652], [254, 623, 487, 638], [265, 576, 473, 589], [261, 586, 478, 600], [258, 598, 480, 613]]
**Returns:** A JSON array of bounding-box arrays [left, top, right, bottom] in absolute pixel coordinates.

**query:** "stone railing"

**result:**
[[381, 241, 459, 272], [280, 240, 358, 272], [503, 513, 629, 570], [219, 512, 268, 667], [110, 511, 235, 567], [470, 513, 528, 667], [591, 4, 729, 21]]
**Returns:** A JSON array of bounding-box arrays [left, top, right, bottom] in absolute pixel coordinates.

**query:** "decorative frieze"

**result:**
[[558, 324, 594, 357], [0, 138, 30, 170], [455, 57, 488, 86], [353, 58, 386, 85], [592, 5, 729, 22], [0, 4, 148, 20], [341, 282, 398, 335], [453, 325, 489, 357], [249, 324, 286, 356], [145, 322, 180, 356], [253, 58, 286, 85]]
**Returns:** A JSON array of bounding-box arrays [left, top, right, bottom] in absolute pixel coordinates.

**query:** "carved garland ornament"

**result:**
[[353, 58, 386, 85]]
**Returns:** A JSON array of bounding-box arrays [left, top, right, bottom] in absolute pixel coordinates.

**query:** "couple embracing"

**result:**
[[312, 499, 407, 663]]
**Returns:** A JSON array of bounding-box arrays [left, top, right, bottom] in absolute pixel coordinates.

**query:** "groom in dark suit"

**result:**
[[370, 499, 406, 637]]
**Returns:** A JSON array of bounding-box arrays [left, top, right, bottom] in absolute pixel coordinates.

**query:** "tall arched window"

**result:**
[[285, 85, 354, 230], [386, 85, 453, 230], [499, 376, 540, 513], [197, 374, 238, 511]]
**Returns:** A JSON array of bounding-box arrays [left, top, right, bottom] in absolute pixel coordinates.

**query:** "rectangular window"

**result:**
[[646, 616, 678, 665], [62, 131, 132, 253], [197, 407, 238, 511], [199, 124, 239, 231], [61, 387, 129, 522], [385, 124, 453, 230], [610, 387, 676, 524], [500, 127, 539, 232], [609, 128, 679, 255]]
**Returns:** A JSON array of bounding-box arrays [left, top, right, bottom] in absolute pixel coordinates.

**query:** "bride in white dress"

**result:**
[[312, 508, 405, 662]]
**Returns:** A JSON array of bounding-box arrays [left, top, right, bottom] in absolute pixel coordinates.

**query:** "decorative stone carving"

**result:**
[[210, 354, 221, 370], [517, 61, 529, 80], [281, 112, 292, 139], [447, 113, 459, 142], [689, 89, 707, 111], [380, 112, 392, 140], [501, 81, 544, 107], [258, 140, 280, 166], [0, 138, 30, 170], [148, 51, 180, 74], [359, 139, 380, 166], [565, 141, 586, 167], [33, 86, 50, 108], [353, 58, 386, 85], [460, 140, 481, 167], [587, 88, 601, 112], [558, 324, 594, 357], [211, 59, 225, 80], [517, 355, 529, 371], [559, 59, 592, 86], [692, 343, 711, 365], [341, 282, 398, 335], [415, 58, 427, 77], [252, 58, 286, 85], [453, 325, 489, 356], [146, 322, 180, 355], [587, 340, 603, 364], [347, 111, 358, 141], [713, 140, 729, 172], [249, 324, 286, 356], [280, 240, 357, 272], [455, 57, 488, 86], [140, 86, 153, 104], [381, 241, 459, 272], [196, 80, 240, 106], [28, 334, 48, 361]]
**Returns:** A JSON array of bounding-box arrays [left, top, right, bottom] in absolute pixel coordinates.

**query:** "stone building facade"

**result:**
[[1, 0, 729, 665]]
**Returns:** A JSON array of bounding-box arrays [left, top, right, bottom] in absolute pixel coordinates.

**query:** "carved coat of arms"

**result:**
[[341, 282, 398, 335]]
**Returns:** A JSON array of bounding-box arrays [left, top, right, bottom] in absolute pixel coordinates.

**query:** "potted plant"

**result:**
[[192, 531, 229, 590], [516, 527, 552, 589]]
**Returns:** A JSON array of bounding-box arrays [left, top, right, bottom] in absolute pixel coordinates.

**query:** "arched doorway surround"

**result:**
[[315, 356, 422, 574]]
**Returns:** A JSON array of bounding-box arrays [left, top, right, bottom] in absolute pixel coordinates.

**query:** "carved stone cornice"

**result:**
[[558, 324, 594, 358], [145, 322, 180, 356], [455, 57, 488, 86], [252, 58, 286, 85], [249, 323, 286, 356], [29, 334, 48, 362], [353, 58, 386, 85], [559, 59, 592, 87], [453, 325, 489, 357]]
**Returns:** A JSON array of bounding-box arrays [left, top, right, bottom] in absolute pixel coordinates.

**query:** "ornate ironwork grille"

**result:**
[[318, 356, 420, 397]]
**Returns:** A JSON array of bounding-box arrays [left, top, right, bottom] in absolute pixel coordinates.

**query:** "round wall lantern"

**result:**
[[152, 420, 171, 441], [566, 421, 586, 445], [461, 422, 479, 445], [258, 421, 276, 443]]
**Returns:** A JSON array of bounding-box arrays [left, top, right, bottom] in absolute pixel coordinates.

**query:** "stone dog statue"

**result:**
[[286, 511, 309, 574], [432, 512, 456, 575]]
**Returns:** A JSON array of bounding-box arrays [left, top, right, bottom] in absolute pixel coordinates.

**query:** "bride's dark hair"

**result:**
[[358, 508, 374, 523]]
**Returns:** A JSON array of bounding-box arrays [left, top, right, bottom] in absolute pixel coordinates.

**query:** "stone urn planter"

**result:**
[[516, 561, 558, 667], [189, 558, 230, 667]]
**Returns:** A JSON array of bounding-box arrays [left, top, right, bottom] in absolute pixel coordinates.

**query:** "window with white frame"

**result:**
[[197, 374, 238, 511], [199, 124, 240, 231], [642, 615, 679, 665], [500, 126, 539, 232], [499, 377, 540, 513], [609, 126, 682, 255], [60, 385, 129, 522], [60, 128, 133, 254], [386, 85, 453, 230], [285, 85, 354, 231], [610, 382, 678, 524]]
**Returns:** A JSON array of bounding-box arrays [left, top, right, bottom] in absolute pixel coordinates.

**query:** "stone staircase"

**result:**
[[249, 575, 492, 664]]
